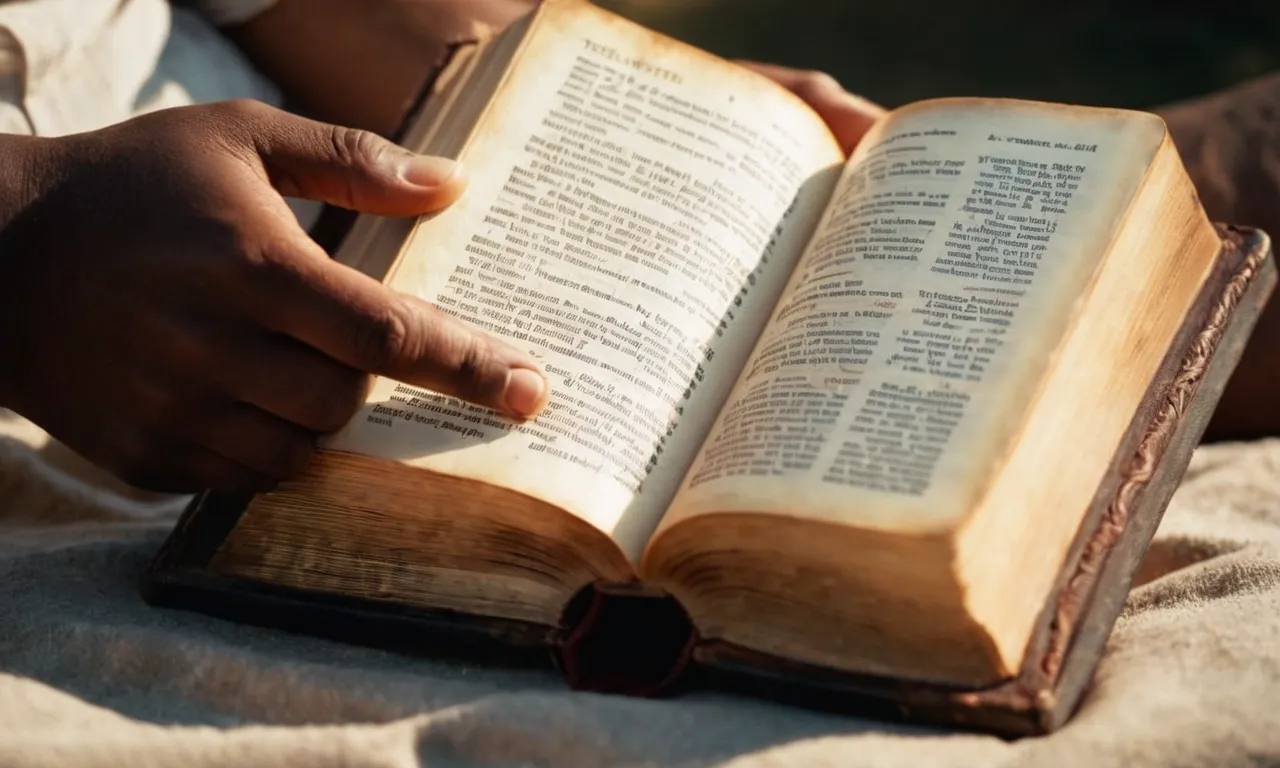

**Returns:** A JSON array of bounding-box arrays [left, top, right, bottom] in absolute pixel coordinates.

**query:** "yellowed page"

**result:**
[[660, 98, 1166, 534], [325, 0, 843, 562]]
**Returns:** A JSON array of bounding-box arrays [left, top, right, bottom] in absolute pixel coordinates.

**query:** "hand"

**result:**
[[1158, 74, 1280, 440], [229, 0, 536, 136], [0, 100, 548, 494], [739, 62, 887, 154]]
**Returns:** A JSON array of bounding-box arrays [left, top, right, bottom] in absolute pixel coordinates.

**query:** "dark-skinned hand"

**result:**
[[0, 100, 548, 495]]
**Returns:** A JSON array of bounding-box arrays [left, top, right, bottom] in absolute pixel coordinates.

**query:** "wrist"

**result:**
[[0, 134, 62, 409]]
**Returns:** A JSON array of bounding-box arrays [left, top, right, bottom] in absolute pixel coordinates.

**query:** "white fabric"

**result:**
[[0, 0, 319, 227], [0, 0, 280, 137], [2, 411, 1280, 767]]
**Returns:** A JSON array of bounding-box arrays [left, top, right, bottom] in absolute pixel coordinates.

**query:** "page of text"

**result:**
[[327, 4, 843, 561], [664, 99, 1164, 532]]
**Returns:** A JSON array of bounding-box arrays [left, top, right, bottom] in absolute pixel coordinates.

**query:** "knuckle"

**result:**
[[223, 229, 309, 292], [196, 217, 245, 258], [266, 432, 315, 479], [452, 334, 504, 400], [218, 98, 274, 124], [198, 406, 314, 480], [327, 125, 389, 209], [303, 372, 368, 432], [794, 70, 841, 100], [353, 305, 413, 372], [237, 232, 295, 279], [205, 100, 276, 149], [328, 125, 386, 169], [195, 219, 275, 280], [186, 444, 273, 494]]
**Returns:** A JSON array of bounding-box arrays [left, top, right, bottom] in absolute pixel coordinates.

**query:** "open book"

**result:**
[[142, 0, 1276, 734]]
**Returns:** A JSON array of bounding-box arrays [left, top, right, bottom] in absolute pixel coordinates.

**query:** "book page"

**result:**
[[660, 99, 1165, 533], [325, 1, 843, 562]]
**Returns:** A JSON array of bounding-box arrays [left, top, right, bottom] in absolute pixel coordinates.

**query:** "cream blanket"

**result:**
[[1, 408, 1278, 768]]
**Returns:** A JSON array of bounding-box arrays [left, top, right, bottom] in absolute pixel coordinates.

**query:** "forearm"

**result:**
[[1159, 72, 1280, 240], [226, 0, 532, 136], [1158, 73, 1280, 440], [0, 133, 59, 408]]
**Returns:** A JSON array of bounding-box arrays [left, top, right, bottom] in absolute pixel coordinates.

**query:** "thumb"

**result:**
[[246, 104, 467, 217], [737, 62, 885, 154]]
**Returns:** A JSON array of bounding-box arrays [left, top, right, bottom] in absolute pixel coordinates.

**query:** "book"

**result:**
[[141, 0, 1276, 735]]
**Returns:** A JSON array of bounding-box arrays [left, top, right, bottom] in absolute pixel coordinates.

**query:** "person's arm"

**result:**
[[0, 102, 547, 494], [222, 1, 887, 151], [1160, 73, 1280, 247], [1158, 73, 1280, 441], [225, 0, 535, 136]]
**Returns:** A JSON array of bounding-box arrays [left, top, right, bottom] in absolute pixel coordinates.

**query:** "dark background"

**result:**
[[597, 0, 1280, 110]]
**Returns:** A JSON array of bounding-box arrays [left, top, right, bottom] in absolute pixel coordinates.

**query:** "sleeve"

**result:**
[[177, 0, 280, 27], [0, 0, 283, 137]]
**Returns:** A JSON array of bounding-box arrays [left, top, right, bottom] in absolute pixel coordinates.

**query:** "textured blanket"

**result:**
[[1, 408, 1278, 768]]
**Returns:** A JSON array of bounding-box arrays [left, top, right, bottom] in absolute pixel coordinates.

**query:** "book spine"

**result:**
[[552, 582, 698, 697]]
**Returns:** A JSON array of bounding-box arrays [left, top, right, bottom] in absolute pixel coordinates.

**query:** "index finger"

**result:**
[[253, 240, 549, 421]]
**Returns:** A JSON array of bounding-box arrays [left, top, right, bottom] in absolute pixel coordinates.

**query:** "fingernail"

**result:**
[[399, 155, 463, 188], [503, 368, 548, 419]]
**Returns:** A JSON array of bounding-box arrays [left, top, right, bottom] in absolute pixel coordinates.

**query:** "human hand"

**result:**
[[739, 62, 887, 154], [229, 0, 536, 136], [1158, 74, 1280, 441], [0, 100, 548, 494]]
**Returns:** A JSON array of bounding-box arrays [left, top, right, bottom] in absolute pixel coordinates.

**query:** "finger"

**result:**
[[212, 333, 370, 434], [108, 290, 370, 434], [116, 438, 277, 495], [232, 100, 468, 216], [185, 401, 318, 482], [738, 62, 886, 153], [248, 239, 549, 420]]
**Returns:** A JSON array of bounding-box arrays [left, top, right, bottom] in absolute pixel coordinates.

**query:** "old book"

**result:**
[[141, 0, 1276, 735]]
